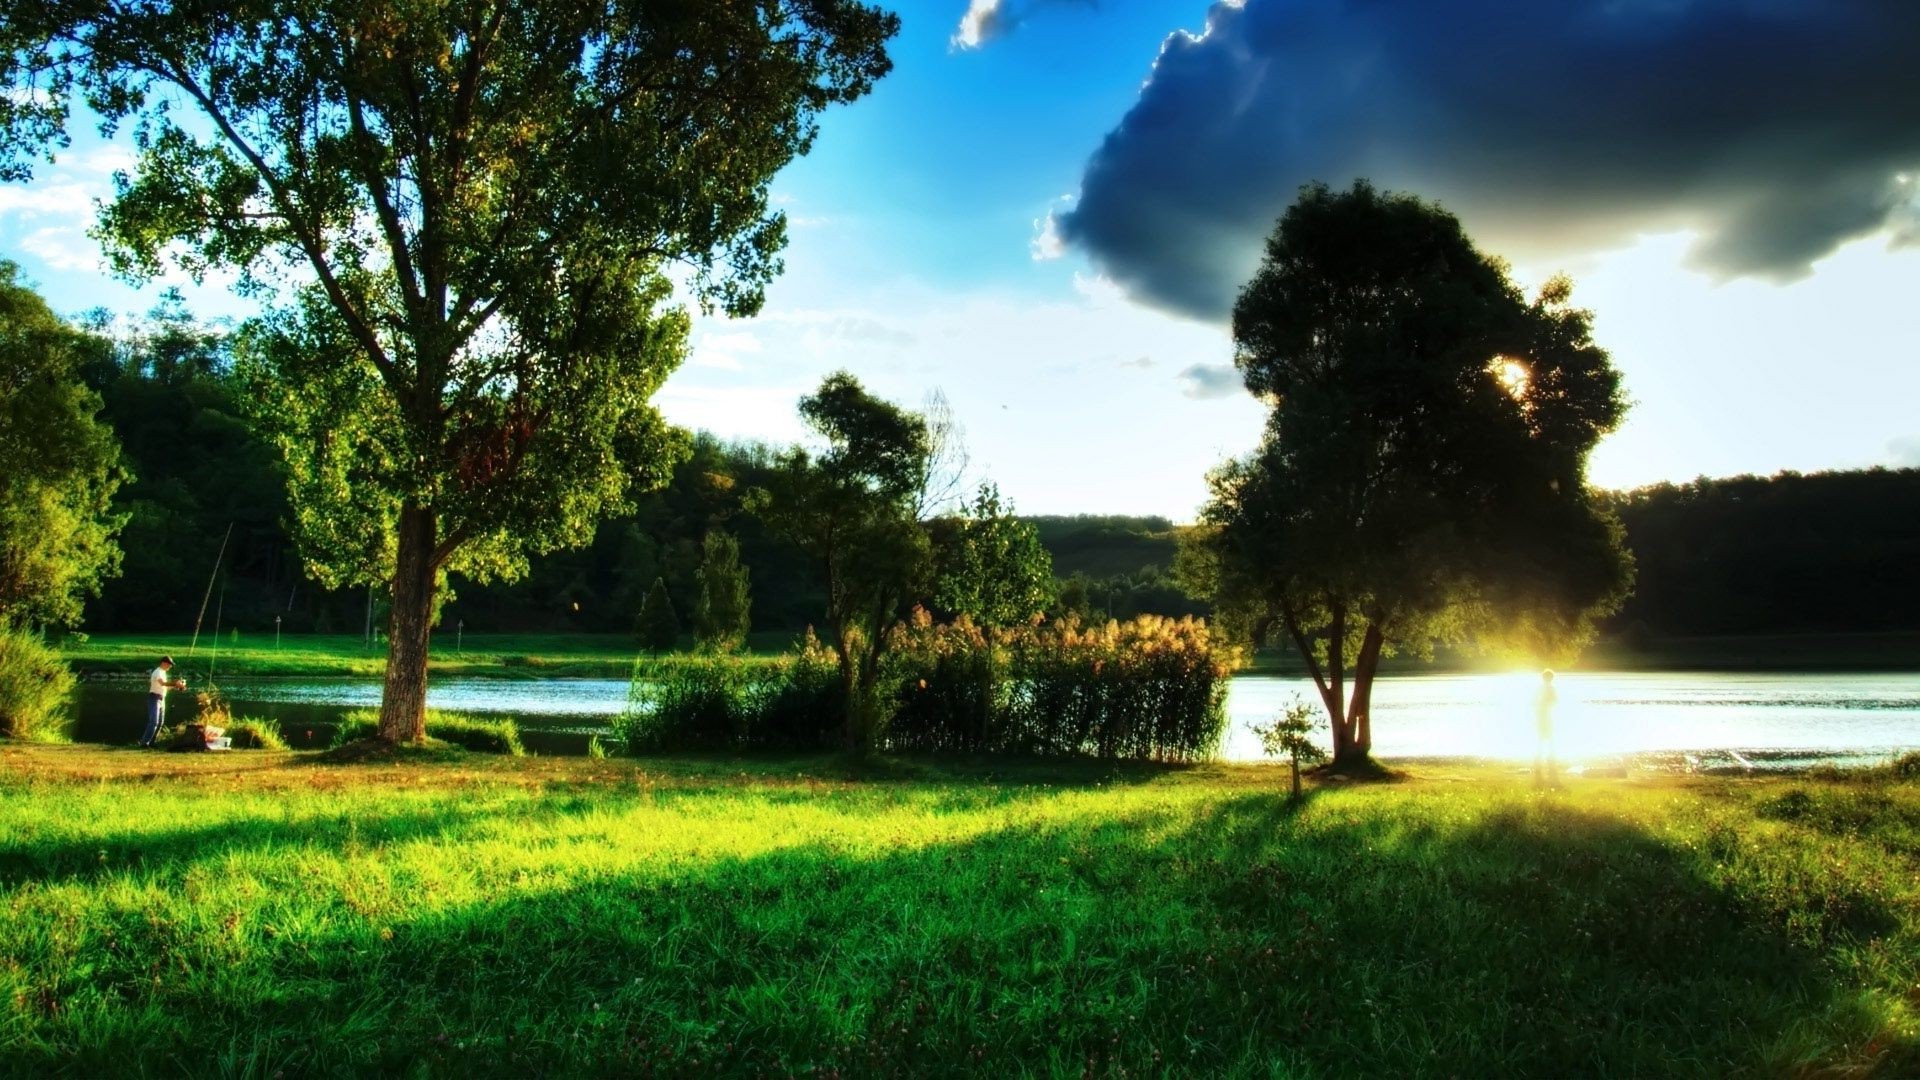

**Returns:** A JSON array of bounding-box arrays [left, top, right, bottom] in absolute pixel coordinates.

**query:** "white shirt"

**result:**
[[149, 667, 172, 699]]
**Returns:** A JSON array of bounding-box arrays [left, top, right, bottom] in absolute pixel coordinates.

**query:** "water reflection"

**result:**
[[70, 670, 1920, 766]]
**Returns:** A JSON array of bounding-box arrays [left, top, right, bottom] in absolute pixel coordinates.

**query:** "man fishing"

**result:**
[[139, 655, 187, 748]]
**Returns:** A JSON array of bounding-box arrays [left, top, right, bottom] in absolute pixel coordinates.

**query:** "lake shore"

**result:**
[[60, 629, 1920, 682], [3, 743, 1915, 1076]]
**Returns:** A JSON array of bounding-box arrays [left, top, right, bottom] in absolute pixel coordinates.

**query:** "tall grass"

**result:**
[[0, 747, 1914, 1076], [624, 613, 1236, 760], [0, 628, 74, 742], [332, 709, 526, 755]]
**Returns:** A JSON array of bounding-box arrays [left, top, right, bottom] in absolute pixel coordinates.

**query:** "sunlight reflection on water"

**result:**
[[76, 671, 1920, 766]]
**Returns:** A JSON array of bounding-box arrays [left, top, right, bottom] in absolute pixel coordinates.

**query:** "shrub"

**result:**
[[0, 628, 74, 741], [227, 716, 289, 751], [618, 638, 842, 754], [1887, 751, 1920, 782], [617, 656, 750, 751], [1002, 615, 1234, 762], [331, 709, 524, 755]]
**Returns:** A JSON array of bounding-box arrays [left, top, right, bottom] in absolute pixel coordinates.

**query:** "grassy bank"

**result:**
[[2, 746, 1915, 1076], [59, 633, 783, 680]]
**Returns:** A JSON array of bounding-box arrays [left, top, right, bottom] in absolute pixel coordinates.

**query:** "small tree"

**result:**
[[692, 530, 752, 653], [751, 372, 932, 753], [931, 482, 1056, 629], [637, 577, 679, 654], [1251, 696, 1328, 799]]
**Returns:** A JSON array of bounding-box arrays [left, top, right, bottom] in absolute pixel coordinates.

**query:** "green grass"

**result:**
[[58, 633, 792, 680], [1, 745, 1916, 1077]]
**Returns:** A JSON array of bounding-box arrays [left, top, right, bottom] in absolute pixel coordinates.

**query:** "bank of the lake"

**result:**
[[63, 630, 1920, 682], [1, 744, 1915, 1076]]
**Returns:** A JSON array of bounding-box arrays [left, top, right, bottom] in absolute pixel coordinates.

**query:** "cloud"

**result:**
[[1177, 362, 1240, 400], [18, 225, 102, 273], [952, 0, 1094, 50], [1889, 437, 1920, 468], [1056, 1, 1920, 321]]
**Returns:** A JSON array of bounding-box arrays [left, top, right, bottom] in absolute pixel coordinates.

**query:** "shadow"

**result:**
[[8, 785, 1912, 1077]]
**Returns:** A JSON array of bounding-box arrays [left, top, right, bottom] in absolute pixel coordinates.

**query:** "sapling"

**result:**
[[1253, 695, 1329, 799]]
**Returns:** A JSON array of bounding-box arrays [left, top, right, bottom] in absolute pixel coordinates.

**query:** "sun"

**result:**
[[1490, 356, 1531, 400]]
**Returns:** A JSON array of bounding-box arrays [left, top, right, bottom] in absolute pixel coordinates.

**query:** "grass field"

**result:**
[[2, 745, 1916, 1076], [56, 633, 795, 680]]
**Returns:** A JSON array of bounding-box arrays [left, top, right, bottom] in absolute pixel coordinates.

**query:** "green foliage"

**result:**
[[0, 262, 125, 630], [226, 717, 288, 751], [0, 628, 74, 741], [1251, 694, 1329, 797], [3, 0, 898, 736], [931, 483, 1056, 627], [1189, 181, 1633, 762], [752, 373, 934, 752], [692, 530, 752, 652], [636, 577, 680, 654], [332, 710, 523, 756], [618, 644, 841, 753]]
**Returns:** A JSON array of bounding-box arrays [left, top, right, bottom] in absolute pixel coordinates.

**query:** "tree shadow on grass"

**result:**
[[12, 789, 1915, 1077]]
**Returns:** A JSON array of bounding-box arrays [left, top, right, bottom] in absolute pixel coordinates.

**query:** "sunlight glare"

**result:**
[[1490, 356, 1531, 401]]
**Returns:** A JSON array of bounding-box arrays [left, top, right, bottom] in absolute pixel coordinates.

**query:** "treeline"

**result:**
[[69, 309, 1920, 642], [1606, 470, 1920, 636]]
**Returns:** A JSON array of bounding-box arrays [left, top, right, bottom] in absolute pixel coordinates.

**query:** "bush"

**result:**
[[1001, 615, 1233, 761], [331, 709, 524, 755], [617, 656, 750, 751], [0, 628, 74, 741], [227, 716, 289, 751], [618, 640, 844, 754]]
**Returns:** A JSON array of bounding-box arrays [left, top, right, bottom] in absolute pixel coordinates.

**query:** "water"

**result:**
[[69, 671, 1920, 768]]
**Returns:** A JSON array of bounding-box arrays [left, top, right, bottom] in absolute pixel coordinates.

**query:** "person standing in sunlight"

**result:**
[[1534, 670, 1559, 787]]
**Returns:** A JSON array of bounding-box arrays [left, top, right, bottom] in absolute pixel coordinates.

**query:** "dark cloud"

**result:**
[[1055, 1, 1920, 321], [1178, 362, 1240, 399]]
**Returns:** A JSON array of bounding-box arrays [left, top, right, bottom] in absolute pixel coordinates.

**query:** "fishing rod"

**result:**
[[187, 522, 234, 658]]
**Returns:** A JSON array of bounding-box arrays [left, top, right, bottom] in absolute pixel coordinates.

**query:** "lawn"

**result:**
[[2, 745, 1916, 1076], [57, 633, 791, 680]]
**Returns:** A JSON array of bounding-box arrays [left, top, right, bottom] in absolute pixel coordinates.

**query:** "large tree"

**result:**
[[1183, 182, 1631, 767], [691, 529, 751, 653], [2, 0, 897, 740], [752, 372, 931, 753], [0, 261, 125, 631]]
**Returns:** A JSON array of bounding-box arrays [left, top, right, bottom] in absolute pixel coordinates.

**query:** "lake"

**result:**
[[69, 670, 1920, 768]]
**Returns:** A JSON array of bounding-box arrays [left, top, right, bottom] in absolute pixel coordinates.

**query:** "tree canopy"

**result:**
[[1, 0, 898, 740], [931, 482, 1055, 628], [1184, 181, 1632, 765], [0, 262, 124, 630]]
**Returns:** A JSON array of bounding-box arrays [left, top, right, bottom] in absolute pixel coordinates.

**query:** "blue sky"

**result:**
[[5, 1, 1919, 517]]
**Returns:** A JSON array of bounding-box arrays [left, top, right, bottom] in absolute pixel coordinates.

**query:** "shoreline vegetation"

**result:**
[[2, 744, 1915, 1075], [59, 629, 1920, 681]]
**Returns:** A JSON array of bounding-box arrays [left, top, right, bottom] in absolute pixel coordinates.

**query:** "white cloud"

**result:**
[[951, 0, 1010, 50], [19, 225, 103, 273], [0, 182, 95, 220]]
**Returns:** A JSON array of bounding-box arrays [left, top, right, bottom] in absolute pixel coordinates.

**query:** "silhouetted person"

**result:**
[[1533, 669, 1558, 787]]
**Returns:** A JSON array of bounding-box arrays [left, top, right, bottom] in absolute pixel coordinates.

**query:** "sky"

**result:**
[[4, 1, 1918, 519]]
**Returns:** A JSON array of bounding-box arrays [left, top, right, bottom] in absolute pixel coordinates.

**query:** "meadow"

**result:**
[[2, 744, 1916, 1077]]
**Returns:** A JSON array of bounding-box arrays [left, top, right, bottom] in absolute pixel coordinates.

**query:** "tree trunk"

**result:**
[[1347, 623, 1384, 761], [377, 504, 438, 743], [1289, 757, 1302, 800]]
